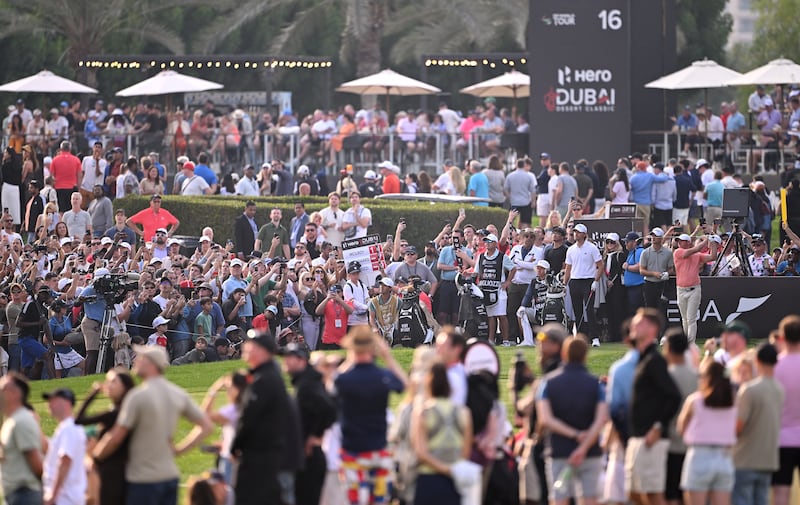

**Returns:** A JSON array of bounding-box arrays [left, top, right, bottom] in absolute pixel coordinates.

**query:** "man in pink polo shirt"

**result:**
[[673, 233, 717, 343]]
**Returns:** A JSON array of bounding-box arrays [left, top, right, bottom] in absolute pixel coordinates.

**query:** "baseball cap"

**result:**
[[150, 194, 162, 201], [574, 223, 588, 234], [198, 236, 211, 243], [378, 277, 394, 287], [404, 246, 417, 255], [625, 231, 640, 242], [183, 161, 195, 172], [364, 170, 378, 180], [751, 234, 765, 243], [483, 233, 499, 243], [540, 152, 550, 159], [42, 388, 76, 405], [695, 159, 709, 169], [710, 235, 723, 244], [678, 233, 692, 242], [605, 232, 620, 242], [94, 268, 111, 278], [722, 320, 751, 341], [347, 260, 362, 274], [57, 278, 72, 291], [230, 259, 244, 268], [764, 97, 774, 107], [133, 344, 170, 371], [536, 260, 551, 270], [280, 342, 309, 360], [214, 337, 231, 348], [225, 325, 241, 334], [148, 258, 163, 265], [59, 237, 73, 247], [536, 323, 568, 345], [152, 316, 170, 328], [377, 161, 394, 171], [100, 237, 114, 246], [245, 329, 279, 353], [167, 238, 181, 247], [650, 228, 665, 238], [297, 164, 310, 176], [266, 305, 279, 315]]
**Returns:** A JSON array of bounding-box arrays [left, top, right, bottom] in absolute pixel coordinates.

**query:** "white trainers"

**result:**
[[501, 341, 512, 347], [591, 338, 601, 348]]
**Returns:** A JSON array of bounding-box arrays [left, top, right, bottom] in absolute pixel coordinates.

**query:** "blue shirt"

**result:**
[[623, 247, 645, 287], [726, 111, 746, 133], [222, 276, 253, 317], [607, 348, 639, 417], [629, 171, 668, 205], [336, 363, 404, 453], [467, 171, 489, 206], [193, 163, 218, 187], [438, 245, 472, 281], [777, 259, 798, 276], [675, 113, 697, 131], [79, 286, 106, 321], [705, 180, 724, 207]]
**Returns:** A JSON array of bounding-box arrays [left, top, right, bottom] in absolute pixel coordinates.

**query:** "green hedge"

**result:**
[[113, 195, 510, 248]]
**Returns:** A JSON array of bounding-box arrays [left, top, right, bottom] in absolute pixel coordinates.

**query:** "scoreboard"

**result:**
[[528, 0, 632, 166]]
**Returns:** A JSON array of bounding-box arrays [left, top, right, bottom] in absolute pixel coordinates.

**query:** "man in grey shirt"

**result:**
[[87, 185, 113, 237], [553, 164, 578, 216], [61, 191, 92, 239], [503, 158, 537, 228], [638, 228, 675, 314]]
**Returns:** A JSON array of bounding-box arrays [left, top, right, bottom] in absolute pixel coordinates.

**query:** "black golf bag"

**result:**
[[539, 273, 568, 328], [456, 274, 490, 340], [396, 288, 431, 348]]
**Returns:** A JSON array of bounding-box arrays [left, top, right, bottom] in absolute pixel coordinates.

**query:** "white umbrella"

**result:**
[[0, 70, 98, 94], [727, 58, 800, 86], [460, 70, 530, 99], [336, 68, 440, 112], [115, 70, 223, 97], [645, 58, 742, 90]]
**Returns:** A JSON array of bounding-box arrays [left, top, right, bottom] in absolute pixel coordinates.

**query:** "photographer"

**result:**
[[16, 286, 56, 379], [315, 284, 353, 349], [78, 268, 115, 373]]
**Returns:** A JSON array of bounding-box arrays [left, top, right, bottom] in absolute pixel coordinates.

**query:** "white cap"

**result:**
[[574, 223, 588, 234], [266, 305, 279, 315], [678, 233, 692, 242], [112, 108, 124, 116], [230, 259, 244, 268], [605, 232, 620, 242], [297, 164, 310, 176], [59, 237, 72, 246], [100, 237, 114, 245], [483, 233, 499, 243], [695, 158, 709, 169], [94, 268, 111, 278], [261, 162, 271, 169], [710, 234, 723, 244], [119, 241, 132, 250], [764, 97, 774, 107], [57, 278, 72, 291], [149, 257, 163, 265], [364, 170, 377, 180], [650, 228, 665, 238], [152, 316, 170, 328], [377, 160, 394, 170], [536, 260, 551, 270], [198, 236, 211, 242], [378, 277, 394, 287], [167, 238, 181, 246], [176, 155, 189, 164], [43, 156, 52, 165]]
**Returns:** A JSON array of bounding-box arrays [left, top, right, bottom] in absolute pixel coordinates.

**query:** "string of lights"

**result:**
[[421, 53, 528, 69], [80, 55, 333, 71]]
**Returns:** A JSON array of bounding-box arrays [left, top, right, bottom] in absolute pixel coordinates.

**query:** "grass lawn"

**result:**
[[26, 344, 630, 486]]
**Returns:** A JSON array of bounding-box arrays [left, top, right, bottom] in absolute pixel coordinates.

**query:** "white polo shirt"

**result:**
[[43, 417, 87, 505], [565, 240, 602, 279]]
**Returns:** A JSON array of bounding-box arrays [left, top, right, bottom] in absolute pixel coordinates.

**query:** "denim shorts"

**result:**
[[681, 446, 734, 492]]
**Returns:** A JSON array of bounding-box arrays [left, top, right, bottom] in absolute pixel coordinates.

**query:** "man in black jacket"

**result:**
[[626, 307, 681, 505], [282, 343, 337, 505], [233, 201, 258, 259], [232, 331, 301, 505]]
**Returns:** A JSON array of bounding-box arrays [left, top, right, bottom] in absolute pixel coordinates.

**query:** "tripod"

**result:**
[[711, 225, 753, 277], [95, 301, 117, 375]]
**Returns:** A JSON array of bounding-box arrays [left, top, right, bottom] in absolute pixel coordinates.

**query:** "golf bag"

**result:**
[[456, 274, 490, 340], [396, 287, 431, 348], [539, 272, 568, 328]]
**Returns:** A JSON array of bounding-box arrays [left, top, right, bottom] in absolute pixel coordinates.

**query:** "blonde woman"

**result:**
[[36, 202, 61, 234], [449, 166, 466, 195]]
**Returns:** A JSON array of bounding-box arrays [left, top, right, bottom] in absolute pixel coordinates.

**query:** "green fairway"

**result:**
[[25, 344, 629, 485]]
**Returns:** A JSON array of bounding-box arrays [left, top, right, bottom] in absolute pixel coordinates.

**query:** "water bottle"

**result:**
[[553, 466, 573, 492]]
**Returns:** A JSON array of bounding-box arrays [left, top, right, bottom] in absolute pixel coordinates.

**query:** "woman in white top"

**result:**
[[201, 372, 248, 483], [609, 167, 631, 204]]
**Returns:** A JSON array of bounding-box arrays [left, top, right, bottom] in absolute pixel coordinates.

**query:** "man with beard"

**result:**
[[282, 343, 338, 505], [319, 192, 345, 247], [88, 184, 114, 238]]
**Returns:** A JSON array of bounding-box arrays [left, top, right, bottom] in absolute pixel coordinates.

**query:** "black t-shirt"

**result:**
[[145, 114, 166, 133], [19, 300, 46, 338], [358, 182, 382, 199], [544, 243, 568, 274]]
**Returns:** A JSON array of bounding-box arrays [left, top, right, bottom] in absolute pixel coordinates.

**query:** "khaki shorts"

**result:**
[[80, 318, 109, 352], [625, 437, 669, 495]]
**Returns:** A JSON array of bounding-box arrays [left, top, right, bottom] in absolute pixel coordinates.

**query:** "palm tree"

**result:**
[[0, 0, 211, 86]]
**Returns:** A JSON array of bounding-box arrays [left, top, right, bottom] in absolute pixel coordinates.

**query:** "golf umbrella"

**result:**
[[115, 70, 223, 97], [336, 69, 440, 112], [0, 70, 98, 94], [460, 70, 531, 99], [645, 58, 742, 91], [727, 58, 800, 86]]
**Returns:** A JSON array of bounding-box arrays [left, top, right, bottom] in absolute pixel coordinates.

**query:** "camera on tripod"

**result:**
[[94, 273, 139, 304]]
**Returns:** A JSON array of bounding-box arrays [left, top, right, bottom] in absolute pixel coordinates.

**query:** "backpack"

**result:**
[[466, 370, 499, 435]]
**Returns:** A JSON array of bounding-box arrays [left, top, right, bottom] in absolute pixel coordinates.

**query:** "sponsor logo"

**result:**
[[541, 13, 576, 26], [667, 295, 772, 325], [545, 65, 617, 113]]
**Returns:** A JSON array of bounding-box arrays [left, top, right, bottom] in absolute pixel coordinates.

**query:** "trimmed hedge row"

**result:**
[[113, 195, 511, 248]]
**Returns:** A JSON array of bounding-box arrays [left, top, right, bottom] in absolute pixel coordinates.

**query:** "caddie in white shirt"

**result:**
[[42, 388, 87, 505]]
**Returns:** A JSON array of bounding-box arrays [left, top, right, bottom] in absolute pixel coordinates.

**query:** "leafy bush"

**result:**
[[113, 195, 510, 248]]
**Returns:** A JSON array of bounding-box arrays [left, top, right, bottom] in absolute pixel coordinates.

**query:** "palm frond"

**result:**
[[193, 0, 285, 54], [115, 24, 186, 55], [268, 0, 334, 56]]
